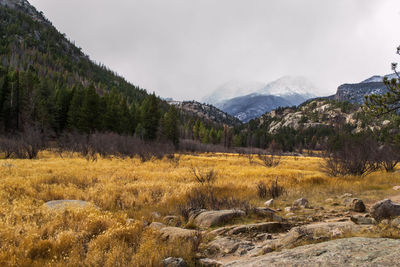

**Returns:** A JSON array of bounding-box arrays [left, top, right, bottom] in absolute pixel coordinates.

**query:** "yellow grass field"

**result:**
[[0, 152, 399, 266]]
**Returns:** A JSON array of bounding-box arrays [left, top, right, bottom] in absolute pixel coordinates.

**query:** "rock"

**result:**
[[151, 211, 161, 219], [149, 222, 166, 230], [192, 210, 245, 229], [346, 198, 366, 212], [340, 193, 353, 199], [276, 221, 362, 248], [391, 217, 400, 228], [162, 257, 188, 267], [370, 199, 400, 221], [159, 226, 200, 243], [285, 206, 295, 212], [393, 186, 400, 191], [325, 198, 334, 204], [198, 258, 222, 267], [264, 199, 274, 207], [261, 245, 274, 254], [44, 200, 96, 211], [226, 222, 290, 236], [206, 237, 241, 255], [293, 198, 309, 208], [224, 237, 400, 266], [163, 215, 182, 227], [253, 207, 282, 222], [350, 215, 375, 225]]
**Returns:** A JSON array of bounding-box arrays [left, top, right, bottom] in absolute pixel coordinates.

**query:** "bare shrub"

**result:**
[[322, 134, 380, 177], [190, 166, 217, 185], [377, 144, 400, 172], [268, 177, 286, 199], [256, 181, 267, 199], [248, 152, 281, 168]]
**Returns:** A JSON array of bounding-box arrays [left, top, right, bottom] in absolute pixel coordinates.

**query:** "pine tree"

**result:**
[[140, 93, 160, 140], [79, 83, 100, 133], [162, 105, 179, 147]]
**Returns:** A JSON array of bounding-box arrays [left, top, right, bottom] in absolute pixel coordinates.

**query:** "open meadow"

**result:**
[[0, 152, 399, 266]]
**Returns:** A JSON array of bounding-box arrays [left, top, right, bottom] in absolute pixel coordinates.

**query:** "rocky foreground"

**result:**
[[157, 195, 400, 266], [225, 237, 400, 267]]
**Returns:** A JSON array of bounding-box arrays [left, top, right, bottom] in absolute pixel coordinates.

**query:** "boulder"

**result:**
[[350, 215, 375, 225], [345, 198, 366, 212], [163, 215, 182, 227], [276, 221, 362, 248], [293, 198, 309, 208], [162, 257, 188, 267], [226, 222, 290, 236], [192, 210, 245, 229], [159, 226, 200, 243], [264, 199, 274, 207], [198, 258, 222, 267], [253, 207, 282, 221], [224, 237, 400, 266], [393, 186, 400, 191], [390, 217, 400, 228], [370, 199, 400, 221], [44, 200, 96, 211]]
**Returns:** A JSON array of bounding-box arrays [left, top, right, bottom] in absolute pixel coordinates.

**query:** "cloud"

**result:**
[[30, 0, 400, 100]]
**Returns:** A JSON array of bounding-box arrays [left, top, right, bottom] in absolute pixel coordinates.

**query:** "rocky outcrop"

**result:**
[[191, 210, 246, 229], [162, 257, 188, 267], [370, 199, 400, 221], [224, 237, 400, 266], [345, 198, 366, 212], [150, 222, 201, 244]]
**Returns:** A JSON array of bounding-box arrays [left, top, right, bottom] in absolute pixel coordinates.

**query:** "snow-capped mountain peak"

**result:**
[[258, 76, 318, 97]]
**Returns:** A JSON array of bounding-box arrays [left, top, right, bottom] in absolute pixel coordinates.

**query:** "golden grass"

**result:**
[[0, 151, 399, 266]]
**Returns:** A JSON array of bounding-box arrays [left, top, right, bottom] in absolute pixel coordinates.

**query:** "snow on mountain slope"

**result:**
[[202, 80, 265, 106], [361, 73, 398, 83], [257, 76, 319, 97]]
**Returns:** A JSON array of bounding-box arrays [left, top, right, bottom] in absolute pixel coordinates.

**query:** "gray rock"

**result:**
[[224, 237, 400, 266], [340, 193, 353, 199], [199, 258, 223, 267], [350, 215, 375, 225], [163, 215, 182, 227], [293, 198, 309, 208], [226, 222, 289, 235], [344, 198, 366, 212], [264, 199, 274, 207], [370, 199, 400, 221], [149, 222, 166, 230], [162, 257, 188, 267], [276, 221, 362, 248], [44, 200, 96, 211], [391, 217, 400, 228], [159, 226, 200, 243], [192, 210, 245, 229]]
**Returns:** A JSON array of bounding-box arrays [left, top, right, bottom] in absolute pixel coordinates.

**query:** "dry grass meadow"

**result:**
[[0, 151, 399, 266]]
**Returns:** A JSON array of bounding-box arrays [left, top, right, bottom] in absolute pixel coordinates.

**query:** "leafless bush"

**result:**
[[248, 152, 281, 168], [165, 154, 181, 167], [322, 135, 380, 177], [256, 181, 267, 199], [177, 186, 250, 221], [0, 126, 45, 159], [377, 144, 400, 172], [190, 166, 218, 185], [257, 178, 285, 199]]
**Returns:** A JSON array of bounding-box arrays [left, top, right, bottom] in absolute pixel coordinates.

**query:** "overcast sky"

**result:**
[[30, 0, 400, 101]]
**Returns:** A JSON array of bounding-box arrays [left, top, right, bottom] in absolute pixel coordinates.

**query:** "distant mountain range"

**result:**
[[332, 74, 397, 104], [203, 76, 319, 122]]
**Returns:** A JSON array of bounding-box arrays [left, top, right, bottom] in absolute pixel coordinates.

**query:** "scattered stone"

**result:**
[[261, 245, 274, 254], [198, 258, 222, 267], [346, 198, 366, 212], [192, 210, 245, 229], [293, 198, 309, 208], [224, 238, 400, 266], [226, 222, 290, 236], [163, 215, 181, 227], [350, 215, 375, 225], [151, 211, 161, 219], [276, 221, 362, 248], [264, 199, 274, 207], [149, 222, 166, 230], [325, 198, 334, 204], [370, 199, 400, 221], [340, 193, 353, 199], [285, 206, 295, 212], [44, 200, 96, 211], [393, 186, 400, 191], [162, 257, 188, 267], [206, 237, 241, 255], [390, 217, 400, 228], [158, 226, 200, 243]]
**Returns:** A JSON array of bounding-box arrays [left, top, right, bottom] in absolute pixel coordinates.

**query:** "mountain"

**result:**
[[202, 81, 265, 106], [168, 100, 241, 126], [219, 94, 293, 122], [333, 74, 397, 104], [213, 76, 318, 122]]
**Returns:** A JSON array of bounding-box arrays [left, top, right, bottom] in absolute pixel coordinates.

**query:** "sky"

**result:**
[[29, 0, 400, 101]]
